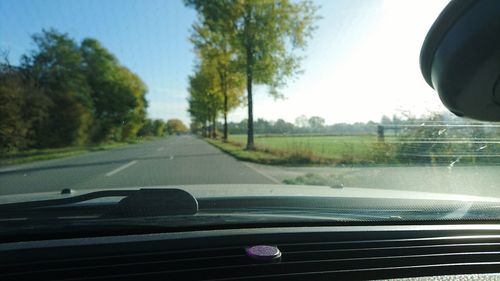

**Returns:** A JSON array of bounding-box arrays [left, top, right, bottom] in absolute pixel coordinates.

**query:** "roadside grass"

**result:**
[[206, 134, 390, 166], [0, 136, 163, 166], [283, 173, 347, 188], [205, 139, 285, 164]]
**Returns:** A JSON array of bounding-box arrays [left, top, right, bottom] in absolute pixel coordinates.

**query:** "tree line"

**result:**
[[194, 111, 500, 138], [185, 0, 319, 148], [0, 29, 185, 154], [203, 116, 378, 135]]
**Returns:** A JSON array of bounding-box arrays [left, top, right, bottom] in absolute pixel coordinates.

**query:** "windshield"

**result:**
[[1, 0, 499, 234]]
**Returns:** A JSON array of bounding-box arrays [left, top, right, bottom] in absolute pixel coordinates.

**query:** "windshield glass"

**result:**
[[1, 0, 499, 233]]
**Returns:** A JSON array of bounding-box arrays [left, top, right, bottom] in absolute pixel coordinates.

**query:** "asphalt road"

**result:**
[[0, 136, 274, 196]]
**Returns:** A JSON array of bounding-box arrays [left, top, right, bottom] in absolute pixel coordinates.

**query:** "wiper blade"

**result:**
[[0, 190, 132, 210], [0, 189, 198, 218]]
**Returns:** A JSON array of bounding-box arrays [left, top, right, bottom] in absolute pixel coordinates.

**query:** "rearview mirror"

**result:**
[[420, 0, 500, 121]]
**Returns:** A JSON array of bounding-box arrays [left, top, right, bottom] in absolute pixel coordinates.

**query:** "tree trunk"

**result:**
[[244, 5, 255, 150], [204, 120, 209, 138], [246, 48, 255, 150], [223, 103, 228, 142], [220, 71, 229, 142], [223, 93, 228, 142], [212, 115, 217, 139]]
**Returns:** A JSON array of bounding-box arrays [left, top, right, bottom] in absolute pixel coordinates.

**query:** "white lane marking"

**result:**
[[106, 160, 138, 177], [241, 162, 281, 184], [443, 202, 473, 219], [169, 156, 174, 160], [157, 147, 164, 151]]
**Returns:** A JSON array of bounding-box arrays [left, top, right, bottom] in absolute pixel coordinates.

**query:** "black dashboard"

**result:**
[[3, 224, 500, 280]]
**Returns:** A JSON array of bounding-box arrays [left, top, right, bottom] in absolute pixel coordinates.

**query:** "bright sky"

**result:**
[[0, 0, 450, 125]]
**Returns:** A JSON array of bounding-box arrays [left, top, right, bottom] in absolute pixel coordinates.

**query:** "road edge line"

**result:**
[[106, 160, 138, 177], [241, 162, 282, 184]]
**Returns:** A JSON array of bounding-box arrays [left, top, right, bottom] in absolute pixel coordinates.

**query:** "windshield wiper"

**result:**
[[0, 189, 199, 219]]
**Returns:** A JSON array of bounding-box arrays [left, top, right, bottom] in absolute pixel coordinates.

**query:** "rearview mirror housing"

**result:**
[[420, 0, 500, 121]]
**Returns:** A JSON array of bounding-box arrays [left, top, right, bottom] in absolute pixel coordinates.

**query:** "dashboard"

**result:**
[[3, 224, 500, 280]]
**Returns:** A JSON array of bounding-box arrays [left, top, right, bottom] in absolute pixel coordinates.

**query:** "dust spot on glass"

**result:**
[[477, 144, 487, 151], [448, 157, 461, 169], [330, 183, 344, 189]]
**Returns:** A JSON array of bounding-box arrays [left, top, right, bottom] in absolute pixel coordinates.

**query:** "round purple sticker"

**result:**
[[245, 245, 281, 260]]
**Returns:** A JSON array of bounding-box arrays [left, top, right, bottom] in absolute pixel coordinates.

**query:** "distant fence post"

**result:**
[[377, 125, 385, 142]]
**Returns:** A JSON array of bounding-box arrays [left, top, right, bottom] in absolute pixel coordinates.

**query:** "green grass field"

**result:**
[[229, 134, 381, 162]]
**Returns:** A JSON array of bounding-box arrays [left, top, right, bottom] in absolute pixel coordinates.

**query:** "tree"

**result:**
[[138, 119, 154, 137], [189, 120, 204, 135], [190, 23, 245, 142], [0, 29, 149, 150], [295, 114, 309, 128], [0, 64, 30, 152], [380, 115, 392, 125], [80, 38, 141, 142], [185, 0, 319, 149], [187, 61, 223, 138], [138, 119, 165, 137], [274, 118, 293, 134], [187, 95, 209, 137], [308, 116, 325, 130], [0, 62, 53, 153], [166, 119, 188, 135], [22, 29, 94, 147], [254, 118, 271, 134], [116, 66, 148, 141], [152, 119, 166, 136]]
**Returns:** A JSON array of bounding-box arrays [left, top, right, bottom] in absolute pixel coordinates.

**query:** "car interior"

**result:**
[[3, 0, 500, 280]]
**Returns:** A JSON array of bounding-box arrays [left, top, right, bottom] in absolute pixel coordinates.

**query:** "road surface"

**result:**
[[0, 136, 274, 196]]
